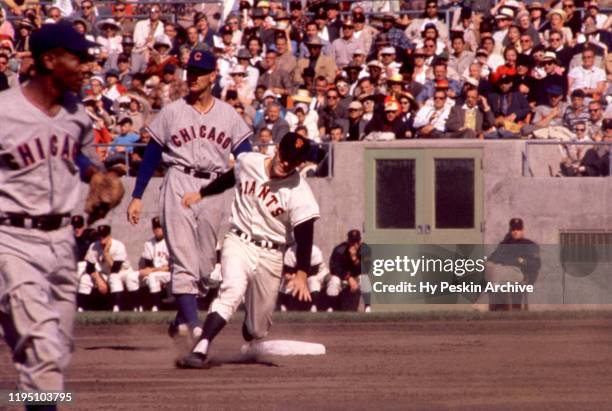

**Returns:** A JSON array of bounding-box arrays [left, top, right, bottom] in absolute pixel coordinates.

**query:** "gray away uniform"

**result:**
[[0, 86, 99, 390], [145, 97, 252, 294]]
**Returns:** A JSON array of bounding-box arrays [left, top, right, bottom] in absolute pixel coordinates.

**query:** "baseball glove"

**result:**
[[85, 171, 125, 225]]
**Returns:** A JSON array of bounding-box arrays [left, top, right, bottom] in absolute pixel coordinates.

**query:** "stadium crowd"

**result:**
[[1, 0, 612, 175]]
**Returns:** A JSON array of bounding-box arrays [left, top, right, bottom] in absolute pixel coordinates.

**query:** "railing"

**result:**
[[523, 140, 612, 177]]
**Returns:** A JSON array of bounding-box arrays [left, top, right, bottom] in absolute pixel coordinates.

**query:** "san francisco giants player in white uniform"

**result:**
[[176, 132, 319, 369], [127, 49, 252, 338], [279, 244, 330, 312], [0, 22, 102, 397], [78, 224, 135, 312], [138, 217, 171, 312]]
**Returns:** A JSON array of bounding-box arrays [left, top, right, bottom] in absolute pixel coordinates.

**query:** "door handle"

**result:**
[[417, 224, 431, 234]]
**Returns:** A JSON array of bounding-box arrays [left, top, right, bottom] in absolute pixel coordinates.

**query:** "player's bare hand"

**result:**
[[127, 198, 142, 225], [288, 270, 311, 302], [182, 192, 203, 208]]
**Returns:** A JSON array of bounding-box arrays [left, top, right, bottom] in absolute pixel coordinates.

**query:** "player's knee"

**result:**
[[307, 277, 321, 293], [125, 272, 140, 292], [108, 274, 123, 293], [327, 277, 342, 297], [78, 274, 94, 295]]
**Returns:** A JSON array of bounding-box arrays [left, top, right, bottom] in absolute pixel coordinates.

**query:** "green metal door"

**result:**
[[365, 148, 484, 245]]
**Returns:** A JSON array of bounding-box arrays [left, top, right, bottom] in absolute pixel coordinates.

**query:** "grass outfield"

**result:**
[[75, 309, 612, 325]]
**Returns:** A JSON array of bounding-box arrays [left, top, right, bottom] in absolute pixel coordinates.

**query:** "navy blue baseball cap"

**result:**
[[30, 21, 99, 60], [279, 132, 311, 166], [187, 49, 217, 72]]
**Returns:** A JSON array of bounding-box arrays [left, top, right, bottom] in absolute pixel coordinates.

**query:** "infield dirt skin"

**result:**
[[1, 318, 612, 411]]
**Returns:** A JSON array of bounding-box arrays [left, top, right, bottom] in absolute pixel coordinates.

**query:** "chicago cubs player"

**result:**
[[138, 217, 171, 312], [78, 224, 135, 312], [0, 22, 103, 397], [126, 49, 252, 339], [176, 132, 319, 369], [279, 244, 330, 312]]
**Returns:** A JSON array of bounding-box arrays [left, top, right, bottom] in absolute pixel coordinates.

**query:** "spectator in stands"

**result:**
[[295, 36, 336, 85], [486, 74, 530, 138], [96, 19, 123, 62], [274, 34, 296, 75], [586, 100, 605, 141], [526, 85, 572, 140], [258, 49, 293, 98], [331, 19, 363, 70], [579, 119, 612, 176], [78, 0, 100, 37], [352, 8, 378, 55], [133, 4, 165, 56], [286, 89, 319, 141], [378, 13, 412, 53], [113, 2, 135, 35], [449, 35, 474, 82], [318, 87, 348, 137], [568, 47, 607, 99], [254, 127, 275, 157], [105, 36, 147, 75], [446, 87, 495, 139], [563, 89, 590, 132], [364, 97, 410, 140], [414, 88, 452, 138], [417, 61, 461, 104], [560, 120, 592, 177], [346, 100, 368, 141], [256, 101, 289, 143]]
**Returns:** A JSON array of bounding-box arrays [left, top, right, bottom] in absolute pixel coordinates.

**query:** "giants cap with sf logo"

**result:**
[[279, 132, 311, 166]]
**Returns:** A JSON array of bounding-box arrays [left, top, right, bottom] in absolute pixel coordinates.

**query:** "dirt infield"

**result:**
[[1, 313, 612, 410]]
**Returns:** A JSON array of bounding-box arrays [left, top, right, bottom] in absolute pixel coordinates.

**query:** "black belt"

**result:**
[[0, 213, 71, 231], [181, 166, 215, 179], [231, 228, 284, 251]]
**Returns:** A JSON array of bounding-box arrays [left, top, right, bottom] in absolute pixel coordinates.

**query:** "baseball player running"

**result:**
[[176, 132, 319, 369], [127, 49, 252, 339], [0, 22, 121, 397], [138, 217, 171, 312]]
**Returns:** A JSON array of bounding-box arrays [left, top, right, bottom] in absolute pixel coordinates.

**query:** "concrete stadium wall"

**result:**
[[80, 141, 611, 267]]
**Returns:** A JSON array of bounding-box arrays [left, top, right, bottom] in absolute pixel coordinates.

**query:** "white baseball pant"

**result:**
[[210, 232, 283, 340]]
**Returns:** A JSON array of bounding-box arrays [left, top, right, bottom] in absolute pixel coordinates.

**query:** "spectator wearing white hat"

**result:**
[[286, 89, 320, 141], [493, 7, 515, 49], [330, 19, 364, 70], [222, 64, 254, 106], [379, 46, 401, 79], [346, 100, 368, 141], [96, 19, 123, 61]]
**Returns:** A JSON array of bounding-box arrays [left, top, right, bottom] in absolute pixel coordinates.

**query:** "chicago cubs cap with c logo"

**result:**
[[187, 49, 217, 72], [30, 21, 99, 59], [279, 132, 311, 166]]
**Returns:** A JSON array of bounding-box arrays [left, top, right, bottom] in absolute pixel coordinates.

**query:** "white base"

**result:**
[[241, 340, 326, 357]]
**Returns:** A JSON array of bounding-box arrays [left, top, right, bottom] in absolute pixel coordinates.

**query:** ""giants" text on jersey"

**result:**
[[240, 180, 285, 217]]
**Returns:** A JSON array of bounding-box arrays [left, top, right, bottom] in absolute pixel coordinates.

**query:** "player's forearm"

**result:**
[[294, 219, 315, 274], [132, 139, 163, 199], [199, 169, 236, 197]]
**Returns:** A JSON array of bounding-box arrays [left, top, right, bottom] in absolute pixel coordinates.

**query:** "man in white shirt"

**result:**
[[414, 89, 454, 138], [568, 47, 607, 99], [132, 5, 165, 55]]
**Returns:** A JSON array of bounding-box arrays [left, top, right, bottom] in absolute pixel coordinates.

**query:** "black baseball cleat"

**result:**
[[175, 352, 210, 369], [168, 321, 178, 338]]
